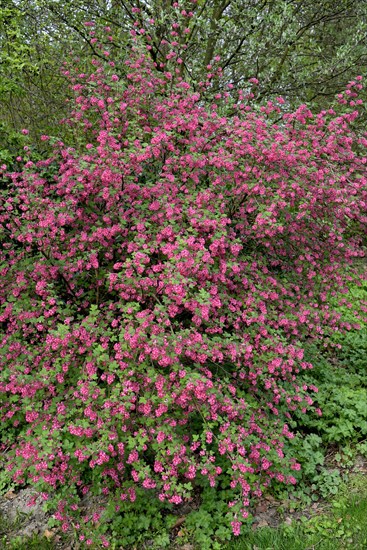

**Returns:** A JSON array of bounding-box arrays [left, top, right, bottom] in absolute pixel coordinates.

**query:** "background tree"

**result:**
[[1, 0, 366, 150]]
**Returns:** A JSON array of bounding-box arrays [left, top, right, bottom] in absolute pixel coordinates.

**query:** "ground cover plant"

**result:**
[[228, 472, 367, 550], [0, 20, 367, 548]]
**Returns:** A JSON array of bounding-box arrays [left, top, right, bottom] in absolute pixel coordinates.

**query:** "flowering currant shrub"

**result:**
[[0, 36, 367, 545]]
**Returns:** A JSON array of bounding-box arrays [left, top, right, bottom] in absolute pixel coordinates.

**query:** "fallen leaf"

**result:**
[[43, 529, 54, 540], [255, 503, 267, 513], [173, 516, 186, 529], [255, 520, 269, 528]]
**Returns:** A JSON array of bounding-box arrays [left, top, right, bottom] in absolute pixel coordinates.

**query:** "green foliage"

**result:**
[[277, 433, 343, 507], [183, 488, 234, 548], [100, 489, 175, 548], [269, 277, 367, 508], [3, 475, 367, 549], [0, 1, 69, 141], [294, 280, 367, 444], [228, 474, 367, 550], [0, 123, 25, 168]]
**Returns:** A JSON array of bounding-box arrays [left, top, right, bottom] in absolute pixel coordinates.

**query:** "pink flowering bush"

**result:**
[[0, 36, 367, 546]]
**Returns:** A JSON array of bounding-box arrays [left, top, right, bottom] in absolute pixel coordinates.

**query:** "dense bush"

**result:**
[[0, 27, 367, 546]]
